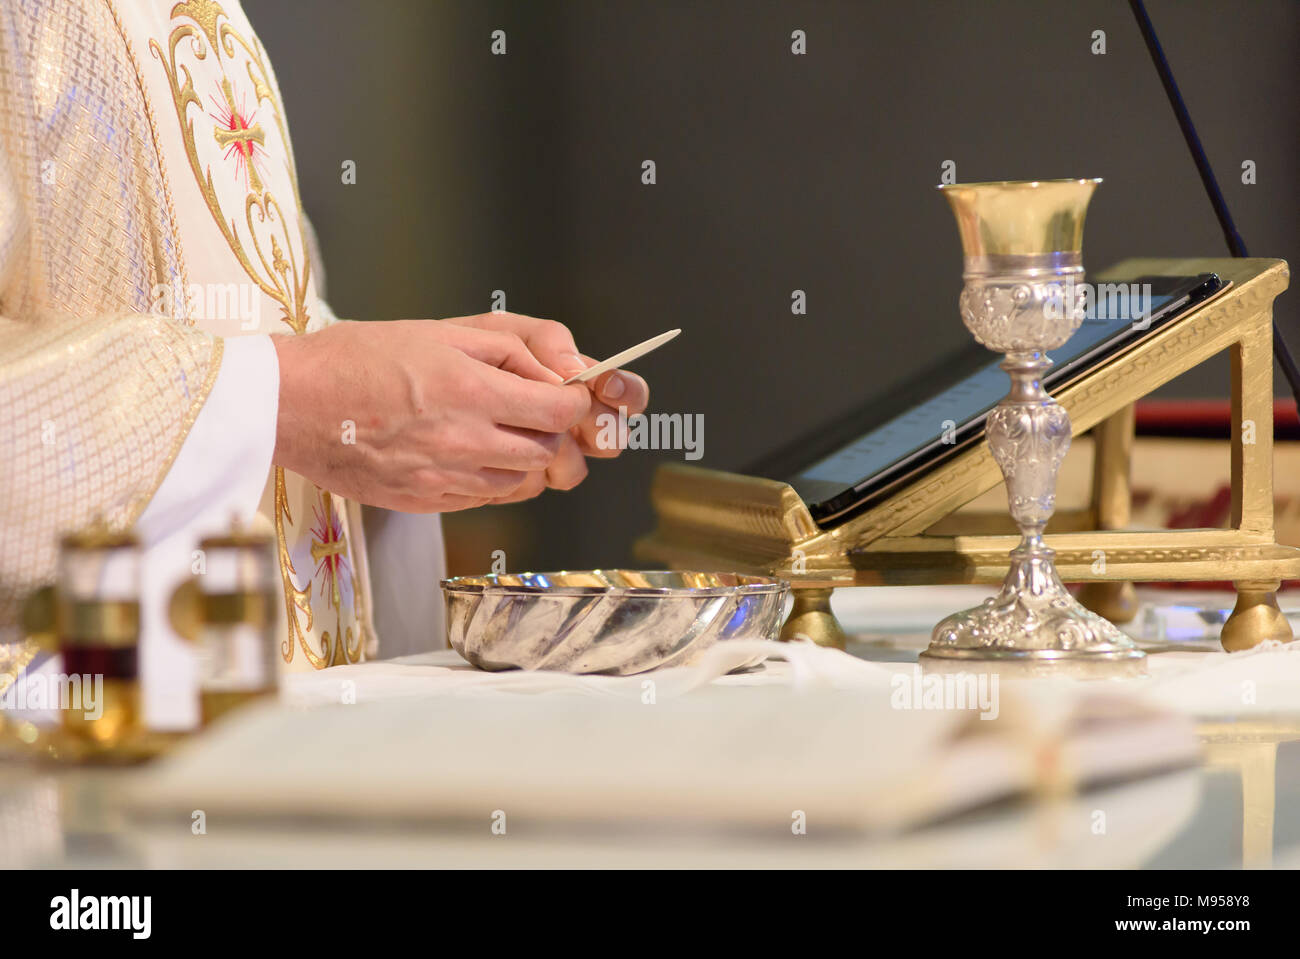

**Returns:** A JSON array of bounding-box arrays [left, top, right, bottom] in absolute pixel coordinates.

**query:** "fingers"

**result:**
[[571, 361, 650, 456], [390, 492, 491, 515], [413, 319, 651, 502], [440, 323, 562, 384], [473, 467, 531, 497], [536, 352, 647, 458], [482, 439, 588, 505], [427, 424, 564, 479], [504, 316, 587, 379], [411, 465, 529, 499], [479, 364, 592, 433], [441, 322, 649, 431], [589, 367, 649, 415], [545, 434, 589, 490], [485, 469, 548, 505], [446, 313, 587, 380], [474, 425, 566, 471], [573, 403, 621, 458], [478, 435, 592, 504]]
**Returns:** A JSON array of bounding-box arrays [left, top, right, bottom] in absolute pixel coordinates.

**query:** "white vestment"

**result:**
[[0, 0, 445, 727]]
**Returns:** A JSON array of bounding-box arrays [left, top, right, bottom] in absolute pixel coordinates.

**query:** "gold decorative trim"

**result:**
[[148, 2, 312, 334], [273, 466, 317, 666], [143, 0, 371, 668], [0, 640, 39, 700]]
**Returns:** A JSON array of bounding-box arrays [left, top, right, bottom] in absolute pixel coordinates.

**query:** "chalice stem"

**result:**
[[989, 351, 1070, 555], [986, 350, 1073, 604]]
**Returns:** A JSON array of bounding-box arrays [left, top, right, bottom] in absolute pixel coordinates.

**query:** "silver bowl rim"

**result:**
[[441, 569, 790, 598]]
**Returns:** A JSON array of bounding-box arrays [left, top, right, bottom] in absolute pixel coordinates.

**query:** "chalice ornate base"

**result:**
[[919, 179, 1145, 677]]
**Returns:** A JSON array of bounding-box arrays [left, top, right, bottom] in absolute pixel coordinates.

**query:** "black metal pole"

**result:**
[[1128, 0, 1300, 403]]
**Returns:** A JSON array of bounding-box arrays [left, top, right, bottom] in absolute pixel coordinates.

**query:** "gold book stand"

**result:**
[[638, 257, 1297, 652]]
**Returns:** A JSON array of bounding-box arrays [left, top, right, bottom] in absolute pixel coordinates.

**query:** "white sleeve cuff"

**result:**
[[136, 333, 279, 545]]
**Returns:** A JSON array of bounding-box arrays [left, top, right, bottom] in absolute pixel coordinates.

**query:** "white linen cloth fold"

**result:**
[[283, 638, 894, 708], [283, 634, 1300, 722]]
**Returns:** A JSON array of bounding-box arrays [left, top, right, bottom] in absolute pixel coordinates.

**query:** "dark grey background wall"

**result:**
[[246, 0, 1299, 573]]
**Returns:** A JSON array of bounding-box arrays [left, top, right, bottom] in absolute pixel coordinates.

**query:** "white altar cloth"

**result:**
[[281, 628, 1300, 722]]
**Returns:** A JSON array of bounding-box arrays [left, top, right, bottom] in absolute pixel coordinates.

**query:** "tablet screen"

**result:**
[[778, 274, 1221, 523]]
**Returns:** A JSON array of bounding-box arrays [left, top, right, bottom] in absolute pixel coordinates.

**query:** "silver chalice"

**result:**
[[920, 179, 1145, 676]]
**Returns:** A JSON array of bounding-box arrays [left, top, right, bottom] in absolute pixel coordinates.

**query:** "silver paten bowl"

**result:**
[[442, 570, 790, 674]]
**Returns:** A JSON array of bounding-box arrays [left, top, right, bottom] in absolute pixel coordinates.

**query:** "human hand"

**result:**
[[440, 312, 651, 502], [271, 320, 591, 512]]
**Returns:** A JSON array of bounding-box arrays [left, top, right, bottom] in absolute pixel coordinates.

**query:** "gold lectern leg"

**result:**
[[1075, 580, 1140, 624], [780, 587, 847, 650], [1077, 403, 1139, 624], [1239, 742, 1277, 868], [1202, 739, 1277, 868], [1220, 580, 1293, 652]]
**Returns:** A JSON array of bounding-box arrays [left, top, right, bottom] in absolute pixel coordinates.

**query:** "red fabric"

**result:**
[[1136, 398, 1300, 436]]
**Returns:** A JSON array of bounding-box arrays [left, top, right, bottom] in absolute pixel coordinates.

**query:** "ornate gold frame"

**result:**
[[637, 257, 1296, 651]]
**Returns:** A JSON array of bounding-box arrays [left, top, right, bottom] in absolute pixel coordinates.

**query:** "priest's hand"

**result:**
[[440, 312, 651, 502], [271, 320, 592, 512]]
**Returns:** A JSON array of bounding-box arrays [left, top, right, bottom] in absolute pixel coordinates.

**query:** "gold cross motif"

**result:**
[[212, 77, 265, 192], [310, 492, 346, 611]]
